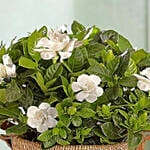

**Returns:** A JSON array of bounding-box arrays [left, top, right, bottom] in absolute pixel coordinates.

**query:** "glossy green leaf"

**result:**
[[78, 108, 96, 118], [45, 63, 63, 81], [87, 64, 112, 82], [6, 122, 28, 135], [71, 20, 85, 35], [71, 115, 82, 127], [19, 56, 38, 69]]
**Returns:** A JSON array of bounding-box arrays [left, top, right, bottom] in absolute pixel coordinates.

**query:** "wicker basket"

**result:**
[[0, 134, 149, 150]]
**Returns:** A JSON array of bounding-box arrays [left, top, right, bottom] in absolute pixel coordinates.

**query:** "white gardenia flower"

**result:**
[[72, 74, 103, 103], [0, 54, 16, 84], [0, 63, 7, 83], [134, 67, 150, 91], [34, 25, 77, 62], [27, 103, 58, 133]]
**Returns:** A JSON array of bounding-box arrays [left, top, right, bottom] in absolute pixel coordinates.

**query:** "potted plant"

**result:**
[[0, 21, 150, 150]]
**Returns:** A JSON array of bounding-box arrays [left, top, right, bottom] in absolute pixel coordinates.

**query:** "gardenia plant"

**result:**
[[0, 21, 150, 150]]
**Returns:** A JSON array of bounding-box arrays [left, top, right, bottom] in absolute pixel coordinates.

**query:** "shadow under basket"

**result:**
[[0, 135, 150, 150]]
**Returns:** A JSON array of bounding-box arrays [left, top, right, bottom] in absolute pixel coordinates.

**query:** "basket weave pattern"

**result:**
[[12, 136, 128, 150], [1, 135, 150, 150]]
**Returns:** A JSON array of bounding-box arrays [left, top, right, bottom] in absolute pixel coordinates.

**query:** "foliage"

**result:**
[[0, 21, 150, 150]]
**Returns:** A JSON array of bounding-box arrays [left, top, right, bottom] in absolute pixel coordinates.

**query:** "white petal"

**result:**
[[89, 75, 101, 85], [2, 54, 12, 66], [134, 74, 150, 84], [40, 51, 56, 60], [47, 116, 57, 128], [37, 123, 48, 133], [140, 68, 150, 80], [137, 80, 150, 91], [47, 107, 58, 118], [83, 27, 93, 40], [36, 38, 51, 48], [75, 91, 89, 102], [77, 74, 90, 84], [59, 51, 72, 62], [39, 103, 50, 110], [86, 93, 97, 103], [5, 64, 16, 78], [71, 82, 81, 92], [64, 39, 77, 52], [34, 48, 50, 52], [74, 41, 83, 48], [57, 24, 67, 33], [96, 87, 103, 97], [0, 64, 7, 78], [27, 106, 39, 118], [27, 118, 39, 128], [0, 78, 3, 84]]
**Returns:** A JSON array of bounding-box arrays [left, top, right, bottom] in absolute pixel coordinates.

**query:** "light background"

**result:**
[[0, 0, 150, 150]]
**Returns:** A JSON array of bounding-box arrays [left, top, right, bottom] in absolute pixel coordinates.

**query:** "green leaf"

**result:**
[[45, 63, 63, 81], [131, 49, 147, 64], [88, 58, 99, 66], [28, 30, 42, 62], [68, 47, 88, 72], [105, 85, 119, 100], [104, 50, 115, 63], [71, 115, 82, 127], [31, 72, 47, 93], [101, 122, 121, 140], [61, 76, 69, 96], [19, 88, 33, 109], [87, 65, 112, 82], [87, 43, 105, 58], [43, 136, 56, 148], [45, 78, 57, 88], [19, 56, 38, 69], [68, 106, 77, 115], [0, 106, 20, 119], [0, 46, 6, 63], [9, 49, 22, 63], [59, 114, 71, 127], [138, 57, 150, 67], [59, 128, 67, 139], [52, 128, 59, 135], [57, 138, 70, 146], [0, 80, 22, 103], [78, 108, 96, 118], [124, 59, 137, 77], [107, 57, 120, 74], [6, 123, 28, 135], [38, 26, 47, 36], [0, 89, 6, 103], [106, 40, 121, 54], [71, 20, 85, 35], [38, 130, 53, 142], [128, 133, 143, 150], [119, 76, 137, 87], [118, 35, 133, 52], [119, 110, 128, 120], [100, 30, 119, 43], [116, 50, 130, 76], [81, 128, 92, 136]]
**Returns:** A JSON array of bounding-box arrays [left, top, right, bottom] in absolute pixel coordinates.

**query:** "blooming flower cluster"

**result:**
[[27, 103, 58, 133], [0, 54, 16, 84], [71, 74, 103, 103], [34, 25, 77, 62]]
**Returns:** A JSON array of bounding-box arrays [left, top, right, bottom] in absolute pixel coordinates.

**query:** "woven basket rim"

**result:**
[[11, 136, 128, 150]]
